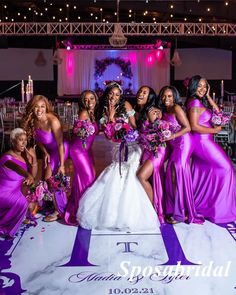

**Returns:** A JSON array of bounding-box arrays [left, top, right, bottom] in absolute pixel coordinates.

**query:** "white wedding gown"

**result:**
[[77, 141, 160, 232]]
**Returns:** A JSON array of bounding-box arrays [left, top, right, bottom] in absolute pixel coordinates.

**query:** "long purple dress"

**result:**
[[187, 99, 236, 223], [163, 113, 204, 223], [35, 128, 69, 215], [64, 122, 98, 225], [141, 147, 166, 224], [0, 154, 28, 237]]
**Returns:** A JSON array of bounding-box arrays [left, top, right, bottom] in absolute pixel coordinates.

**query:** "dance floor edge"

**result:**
[[1, 216, 236, 295]]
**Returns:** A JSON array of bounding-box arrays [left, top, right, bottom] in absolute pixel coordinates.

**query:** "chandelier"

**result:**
[[109, 24, 127, 47], [109, 0, 127, 48]]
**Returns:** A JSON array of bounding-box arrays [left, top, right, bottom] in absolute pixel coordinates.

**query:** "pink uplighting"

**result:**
[[156, 49, 165, 62], [66, 52, 74, 75], [147, 54, 154, 64]]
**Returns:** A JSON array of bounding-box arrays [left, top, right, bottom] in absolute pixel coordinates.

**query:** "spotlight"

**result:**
[[62, 39, 73, 50]]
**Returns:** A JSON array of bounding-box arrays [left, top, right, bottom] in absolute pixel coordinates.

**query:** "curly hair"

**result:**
[[100, 83, 126, 120], [80, 90, 99, 121], [10, 128, 26, 145], [20, 95, 54, 145], [186, 75, 210, 108]]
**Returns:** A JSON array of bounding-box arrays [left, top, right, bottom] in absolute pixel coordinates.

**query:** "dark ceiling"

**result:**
[[2, 0, 236, 23]]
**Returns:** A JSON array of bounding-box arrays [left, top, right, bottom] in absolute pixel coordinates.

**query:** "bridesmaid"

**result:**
[[134, 85, 156, 128], [0, 128, 37, 238], [137, 106, 166, 224], [21, 95, 69, 222], [186, 75, 236, 223], [64, 90, 99, 225], [158, 86, 204, 224]]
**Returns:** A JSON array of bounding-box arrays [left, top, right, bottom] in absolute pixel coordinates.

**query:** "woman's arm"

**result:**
[[206, 84, 220, 112], [78, 110, 90, 121], [50, 115, 65, 174], [24, 146, 38, 178], [4, 160, 34, 185], [188, 107, 221, 134], [125, 101, 137, 129], [167, 105, 190, 140], [36, 141, 50, 169]]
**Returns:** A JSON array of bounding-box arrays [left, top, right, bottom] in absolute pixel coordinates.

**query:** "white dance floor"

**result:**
[[1, 216, 236, 295]]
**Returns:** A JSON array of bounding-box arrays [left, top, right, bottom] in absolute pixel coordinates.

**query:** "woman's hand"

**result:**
[[58, 164, 65, 175], [107, 101, 117, 122], [44, 152, 50, 168], [23, 174, 34, 186], [206, 83, 211, 99], [213, 125, 222, 133], [25, 145, 37, 165]]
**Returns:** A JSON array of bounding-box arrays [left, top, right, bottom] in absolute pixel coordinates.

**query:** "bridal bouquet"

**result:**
[[139, 119, 172, 157], [104, 118, 139, 143], [104, 118, 139, 176], [73, 119, 96, 148], [26, 181, 53, 205], [211, 109, 232, 126], [47, 172, 70, 193]]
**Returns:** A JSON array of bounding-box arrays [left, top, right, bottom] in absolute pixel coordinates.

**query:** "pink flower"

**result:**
[[35, 185, 44, 199], [162, 130, 171, 139], [114, 123, 123, 131], [88, 125, 95, 135]]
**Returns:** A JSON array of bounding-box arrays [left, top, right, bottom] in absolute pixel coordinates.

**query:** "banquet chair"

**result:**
[[0, 112, 4, 152], [2, 110, 16, 150], [214, 115, 233, 157]]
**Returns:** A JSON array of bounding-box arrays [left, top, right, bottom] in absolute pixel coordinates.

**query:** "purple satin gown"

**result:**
[[141, 147, 166, 224], [163, 113, 204, 223], [187, 99, 236, 223], [0, 155, 28, 237], [35, 128, 69, 215], [64, 122, 98, 225]]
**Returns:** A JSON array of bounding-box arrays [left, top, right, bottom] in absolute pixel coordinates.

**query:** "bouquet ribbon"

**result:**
[[119, 141, 129, 177]]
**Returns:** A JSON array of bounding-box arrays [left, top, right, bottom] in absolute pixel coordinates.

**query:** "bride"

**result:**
[[77, 82, 159, 231]]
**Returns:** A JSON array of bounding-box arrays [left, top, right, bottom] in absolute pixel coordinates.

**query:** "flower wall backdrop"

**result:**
[[57, 49, 170, 96]]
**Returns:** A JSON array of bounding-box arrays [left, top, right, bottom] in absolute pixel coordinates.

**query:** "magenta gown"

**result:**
[[187, 99, 236, 223], [64, 122, 98, 225], [141, 147, 166, 224], [0, 155, 28, 237], [163, 113, 204, 223], [35, 128, 69, 215]]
